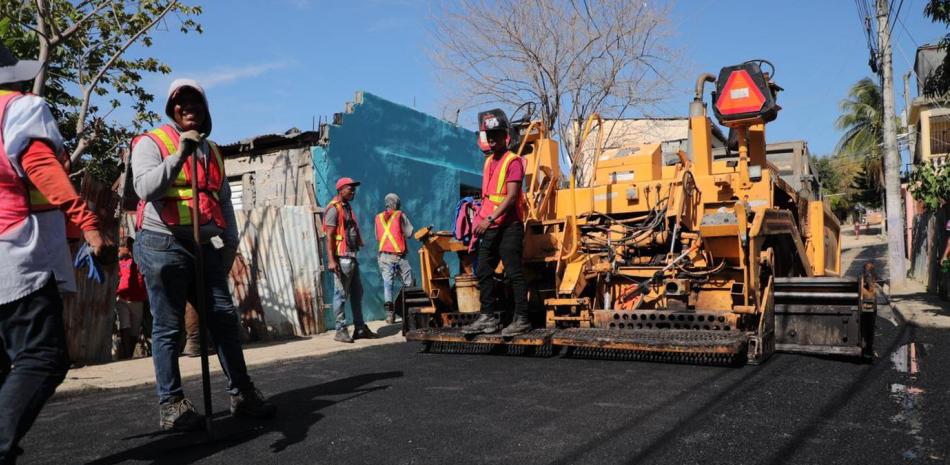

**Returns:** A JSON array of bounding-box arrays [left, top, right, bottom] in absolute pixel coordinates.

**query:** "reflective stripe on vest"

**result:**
[[131, 124, 225, 228], [324, 197, 362, 256], [481, 151, 520, 206], [0, 90, 59, 213], [375, 210, 406, 254], [28, 188, 55, 211]]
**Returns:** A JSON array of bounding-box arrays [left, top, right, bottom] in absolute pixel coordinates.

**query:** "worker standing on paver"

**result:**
[[375, 193, 415, 324], [324, 177, 378, 342], [0, 42, 114, 465], [131, 79, 275, 431], [462, 109, 531, 337]]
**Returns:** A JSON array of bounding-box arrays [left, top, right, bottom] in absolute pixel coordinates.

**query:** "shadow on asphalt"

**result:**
[[375, 323, 403, 338], [548, 315, 907, 465], [547, 359, 752, 465], [761, 319, 910, 465], [83, 371, 403, 465], [844, 243, 888, 277]]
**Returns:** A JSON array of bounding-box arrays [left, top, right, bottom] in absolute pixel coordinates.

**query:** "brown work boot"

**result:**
[[501, 315, 532, 337], [160, 395, 205, 431], [230, 388, 277, 419], [462, 314, 501, 335], [352, 325, 379, 340], [385, 302, 395, 324], [334, 329, 354, 343]]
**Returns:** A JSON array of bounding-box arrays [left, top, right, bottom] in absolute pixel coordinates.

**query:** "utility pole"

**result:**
[[904, 71, 916, 163], [877, 0, 907, 287]]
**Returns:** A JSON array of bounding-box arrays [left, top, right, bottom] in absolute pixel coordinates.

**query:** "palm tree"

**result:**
[[835, 77, 885, 194]]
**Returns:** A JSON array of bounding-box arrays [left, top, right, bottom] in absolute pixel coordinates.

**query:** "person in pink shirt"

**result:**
[[115, 237, 147, 359], [462, 109, 531, 337]]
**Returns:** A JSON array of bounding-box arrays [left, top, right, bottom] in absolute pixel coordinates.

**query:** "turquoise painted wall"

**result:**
[[313, 92, 483, 327]]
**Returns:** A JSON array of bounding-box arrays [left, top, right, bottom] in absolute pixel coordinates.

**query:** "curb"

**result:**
[[52, 334, 405, 400]]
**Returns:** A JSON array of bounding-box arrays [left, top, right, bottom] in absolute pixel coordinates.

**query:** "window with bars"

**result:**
[[929, 114, 950, 157]]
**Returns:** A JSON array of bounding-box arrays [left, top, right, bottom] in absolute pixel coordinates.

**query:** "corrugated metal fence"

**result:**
[[232, 206, 325, 339], [63, 175, 121, 364]]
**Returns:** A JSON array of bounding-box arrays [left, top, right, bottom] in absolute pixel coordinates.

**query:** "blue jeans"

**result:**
[[0, 278, 68, 464], [333, 257, 365, 332], [378, 253, 413, 303], [134, 229, 252, 404]]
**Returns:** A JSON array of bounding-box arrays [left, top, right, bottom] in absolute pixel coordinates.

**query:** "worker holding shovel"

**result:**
[[131, 79, 275, 432]]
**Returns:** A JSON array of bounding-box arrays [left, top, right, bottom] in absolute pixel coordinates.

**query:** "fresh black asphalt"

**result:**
[[20, 312, 950, 465]]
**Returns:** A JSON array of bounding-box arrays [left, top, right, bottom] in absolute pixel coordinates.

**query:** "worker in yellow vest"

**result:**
[[375, 193, 414, 324], [462, 109, 530, 337], [131, 79, 275, 431]]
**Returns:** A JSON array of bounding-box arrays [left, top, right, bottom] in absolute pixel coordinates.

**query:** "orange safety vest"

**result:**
[[132, 124, 227, 230], [0, 90, 65, 236], [375, 210, 406, 254], [478, 151, 524, 224], [324, 196, 363, 256]]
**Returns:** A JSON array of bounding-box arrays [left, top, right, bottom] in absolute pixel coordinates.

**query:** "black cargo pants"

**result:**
[[476, 220, 528, 317]]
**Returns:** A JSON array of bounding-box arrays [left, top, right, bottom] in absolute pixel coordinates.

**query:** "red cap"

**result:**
[[335, 177, 360, 191]]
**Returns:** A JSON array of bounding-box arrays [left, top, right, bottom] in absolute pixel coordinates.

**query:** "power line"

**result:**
[[897, 15, 919, 47], [891, 0, 906, 31], [883, 0, 907, 49]]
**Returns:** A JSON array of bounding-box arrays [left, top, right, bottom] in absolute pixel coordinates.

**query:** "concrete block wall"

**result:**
[[313, 92, 483, 326]]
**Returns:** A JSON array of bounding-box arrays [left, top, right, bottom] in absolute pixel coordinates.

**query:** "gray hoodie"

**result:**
[[131, 79, 238, 249]]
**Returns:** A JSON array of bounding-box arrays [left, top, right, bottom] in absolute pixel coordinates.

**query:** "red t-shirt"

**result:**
[[484, 153, 524, 228], [116, 257, 147, 302], [21, 140, 99, 232]]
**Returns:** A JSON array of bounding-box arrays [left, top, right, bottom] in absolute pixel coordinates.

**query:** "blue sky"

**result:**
[[129, 0, 946, 157]]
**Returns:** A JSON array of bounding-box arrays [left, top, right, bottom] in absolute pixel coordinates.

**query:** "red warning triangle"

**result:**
[[715, 70, 766, 116]]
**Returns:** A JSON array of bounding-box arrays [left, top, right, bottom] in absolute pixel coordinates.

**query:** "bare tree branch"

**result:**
[[431, 0, 678, 182], [70, 0, 179, 164], [32, 0, 50, 95], [51, 1, 110, 46]]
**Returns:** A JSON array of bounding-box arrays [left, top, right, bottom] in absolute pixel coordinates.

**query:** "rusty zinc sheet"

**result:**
[[279, 206, 324, 335], [62, 175, 120, 364], [232, 206, 323, 338]]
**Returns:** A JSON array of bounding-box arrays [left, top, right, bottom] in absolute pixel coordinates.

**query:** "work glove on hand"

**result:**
[[74, 243, 104, 284], [178, 130, 204, 159], [83, 229, 117, 265]]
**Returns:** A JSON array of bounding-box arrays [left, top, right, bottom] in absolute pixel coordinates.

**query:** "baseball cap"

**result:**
[[336, 177, 360, 191]]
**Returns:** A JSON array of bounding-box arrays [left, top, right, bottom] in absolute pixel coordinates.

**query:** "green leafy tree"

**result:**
[[0, 1, 202, 183], [814, 153, 863, 221], [835, 77, 885, 193], [909, 162, 950, 210], [833, 76, 905, 213], [851, 165, 883, 208]]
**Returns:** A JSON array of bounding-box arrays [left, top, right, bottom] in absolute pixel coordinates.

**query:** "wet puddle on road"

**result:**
[[890, 342, 919, 374], [888, 342, 943, 462]]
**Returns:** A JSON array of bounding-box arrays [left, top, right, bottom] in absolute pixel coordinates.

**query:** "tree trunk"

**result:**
[[877, 0, 907, 287], [32, 0, 49, 96]]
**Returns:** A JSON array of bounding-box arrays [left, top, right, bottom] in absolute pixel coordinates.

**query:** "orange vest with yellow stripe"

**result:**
[[132, 124, 226, 230], [375, 210, 406, 254], [0, 90, 59, 216], [478, 151, 524, 224], [323, 196, 363, 256]]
